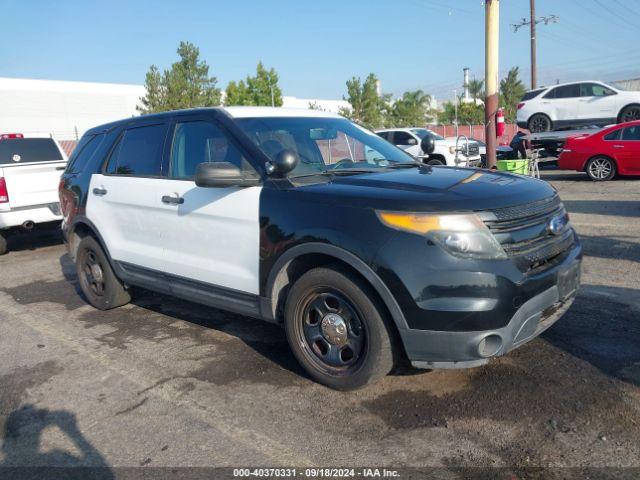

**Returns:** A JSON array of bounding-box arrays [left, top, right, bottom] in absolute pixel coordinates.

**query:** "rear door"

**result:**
[[543, 84, 581, 123], [86, 121, 170, 273], [156, 115, 262, 295], [0, 138, 67, 209]]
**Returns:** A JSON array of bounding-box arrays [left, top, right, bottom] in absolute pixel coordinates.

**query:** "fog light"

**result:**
[[478, 334, 503, 357]]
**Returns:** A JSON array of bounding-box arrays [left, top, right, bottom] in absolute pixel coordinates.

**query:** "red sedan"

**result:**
[[559, 120, 640, 181]]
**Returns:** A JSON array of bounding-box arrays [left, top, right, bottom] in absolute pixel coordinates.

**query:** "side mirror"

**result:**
[[407, 138, 418, 146], [266, 149, 299, 177], [195, 162, 260, 188], [420, 133, 436, 155]]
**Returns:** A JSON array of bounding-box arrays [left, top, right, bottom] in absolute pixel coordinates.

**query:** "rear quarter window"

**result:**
[[0, 138, 63, 165], [66, 134, 104, 173]]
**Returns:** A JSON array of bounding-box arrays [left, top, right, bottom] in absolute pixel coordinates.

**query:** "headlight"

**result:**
[[376, 211, 507, 259]]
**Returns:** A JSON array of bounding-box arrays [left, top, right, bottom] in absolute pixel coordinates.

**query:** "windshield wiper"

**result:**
[[289, 168, 380, 179], [386, 162, 423, 169]]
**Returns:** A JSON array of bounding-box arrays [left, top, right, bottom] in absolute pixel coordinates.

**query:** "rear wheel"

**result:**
[[586, 156, 616, 181], [619, 105, 640, 123], [76, 236, 130, 310], [284, 267, 395, 390], [426, 158, 445, 166], [528, 113, 552, 133], [0, 231, 7, 255]]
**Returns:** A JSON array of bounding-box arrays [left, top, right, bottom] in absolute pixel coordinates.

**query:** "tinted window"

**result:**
[[603, 129, 621, 141], [376, 131, 390, 141], [393, 131, 416, 146], [170, 120, 255, 178], [545, 84, 580, 99], [106, 124, 167, 176], [622, 126, 640, 141], [66, 134, 104, 173], [580, 83, 615, 97], [522, 89, 546, 101], [0, 138, 63, 165]]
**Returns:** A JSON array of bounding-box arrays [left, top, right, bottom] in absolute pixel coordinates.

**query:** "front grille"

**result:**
[[466, 144, 480, 156], [481, 195, 575, 272]]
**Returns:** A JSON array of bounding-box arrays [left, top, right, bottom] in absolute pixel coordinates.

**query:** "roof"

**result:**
[[85, 106, 345, 135], [526, 80, 611, 92], [375, 127, 425, 132]]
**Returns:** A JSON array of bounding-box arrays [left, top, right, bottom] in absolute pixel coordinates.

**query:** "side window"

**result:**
[[106, 124, 167, 176], [393, 131, 416, 146], [545, 84, 579, 99], [604, 129, 621, 141], [622, 126, 640, 141], [581, 83, 614, 97], [170, 120, 256, 179], [377, 131, 390, 141], [66, 134, 104, 173]]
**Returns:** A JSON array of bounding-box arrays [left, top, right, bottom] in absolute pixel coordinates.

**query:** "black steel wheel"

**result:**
[[285, 266, 395, 390], [619, 105, 640, 123], [528, 113, 552, 133], [586, 156, 616, 181], [0, 232, 7, 255], [76, 236, 130, 310]]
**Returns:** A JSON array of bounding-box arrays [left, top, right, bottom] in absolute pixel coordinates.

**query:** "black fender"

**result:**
[[263, 242, 408, 331]]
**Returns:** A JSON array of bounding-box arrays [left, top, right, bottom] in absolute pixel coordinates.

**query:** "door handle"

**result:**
[[613, 145, 624, 148], [161, 194, 184, 205], [92, 187, 107, 196]]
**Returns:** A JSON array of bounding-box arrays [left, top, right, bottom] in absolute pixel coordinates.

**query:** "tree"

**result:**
[[224, 62, 283, 106], [387, 90, 431, 127], [468, 78, 485, 103], [499, 66, 526, 122], [138, 41, 221, 113], [341, 73, 387, 129], [438, 100, 484, 125]]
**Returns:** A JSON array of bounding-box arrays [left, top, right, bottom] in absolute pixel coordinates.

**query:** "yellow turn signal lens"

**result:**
[[376, 212, 484, 235]]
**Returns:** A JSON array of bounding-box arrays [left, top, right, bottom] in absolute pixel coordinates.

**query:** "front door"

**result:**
[[617, 125, 640, 174], [87, 122, 169, 273], [578, 83, 618, 122], [157, 117, 262, 296]]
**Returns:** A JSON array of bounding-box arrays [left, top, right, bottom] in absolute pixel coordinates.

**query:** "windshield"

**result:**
[[236, 117, 414, 177], [411, 128, 444, 141]]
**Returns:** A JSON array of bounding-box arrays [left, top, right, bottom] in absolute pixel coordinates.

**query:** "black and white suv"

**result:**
[[60, 107, 582, 390]]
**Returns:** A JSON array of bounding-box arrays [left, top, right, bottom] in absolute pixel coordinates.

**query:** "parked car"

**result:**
[[558, 120, 640, 181], [517, 80, 640, 133], [60, 107, 582, 390], [0, 134, 68, 255], [376, 128, 482, 167], [468, 138, 513, 165]]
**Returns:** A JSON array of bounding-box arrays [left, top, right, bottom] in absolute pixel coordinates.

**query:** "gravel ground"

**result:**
[[0, 169, 638, 479]]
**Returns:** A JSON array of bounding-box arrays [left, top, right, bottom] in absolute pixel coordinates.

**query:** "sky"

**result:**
[[1, 0, 639, 102]]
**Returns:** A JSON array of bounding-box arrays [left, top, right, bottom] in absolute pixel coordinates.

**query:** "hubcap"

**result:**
[[589, 158, 611, 179], [83, 250, 105, 296], [321, 313, 348, 346], [622, 107, 640, 122], [531, 116, 549, 132], [300, 291, 365, 369]]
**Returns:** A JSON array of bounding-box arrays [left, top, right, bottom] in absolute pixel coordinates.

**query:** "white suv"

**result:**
[[375, 128, 481, 167], [517, 80, 640, 132]]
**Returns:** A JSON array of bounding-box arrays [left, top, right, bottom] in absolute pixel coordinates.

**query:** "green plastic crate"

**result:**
[[497, 159, 528, 175]]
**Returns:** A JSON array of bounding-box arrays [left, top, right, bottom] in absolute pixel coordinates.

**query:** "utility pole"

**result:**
[[530, 0, 536, 89], [512, 8, 558, 90], [485, 0, 499, 169]]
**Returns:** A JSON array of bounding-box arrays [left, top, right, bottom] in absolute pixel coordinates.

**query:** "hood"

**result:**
[[442, 137, 479, 147], [293, 166, 556, 213]]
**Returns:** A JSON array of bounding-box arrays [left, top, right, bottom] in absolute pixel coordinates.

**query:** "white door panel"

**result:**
[[158, 180, 261, 295], [87, 174, 166, 272]]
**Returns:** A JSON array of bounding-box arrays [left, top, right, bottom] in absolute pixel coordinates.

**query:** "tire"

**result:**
[[76, 236, 130, 310], [284, 266, 395, 390], [426, 158, 445, 166], [585, 156, 616, 181], [528, 113, 552, 133], [0, 232, 7, 255], [618, 104, 640, 123]]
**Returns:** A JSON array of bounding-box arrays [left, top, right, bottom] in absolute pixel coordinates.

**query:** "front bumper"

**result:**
[[401, 258, 581, 369]]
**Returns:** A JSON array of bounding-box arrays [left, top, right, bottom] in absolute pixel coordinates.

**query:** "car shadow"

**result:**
[[0, 404, 114, 479], [562, 200, 640, 219], [577, 233, 640, 262], [543, 284, 640, 388], [5, 226, 63, 253]]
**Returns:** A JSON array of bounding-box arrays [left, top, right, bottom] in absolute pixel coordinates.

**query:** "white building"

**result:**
[[0, 77, 350, 142], [0, 77, 144, 140]]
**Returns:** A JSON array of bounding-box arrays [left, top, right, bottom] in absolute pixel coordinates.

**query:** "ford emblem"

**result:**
[[548, 214, 567, 236]]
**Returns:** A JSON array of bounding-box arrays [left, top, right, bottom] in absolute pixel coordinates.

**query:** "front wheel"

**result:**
[[426, 158, 445, 166], [528, 114, 552, 133], [76, 236, 131, 310], [284, 267, 395, 390], [619, 105, 640, 123], [586, 156, 616, 181]]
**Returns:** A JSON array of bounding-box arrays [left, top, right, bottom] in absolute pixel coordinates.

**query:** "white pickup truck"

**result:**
[[0, 134, 68, 255]]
